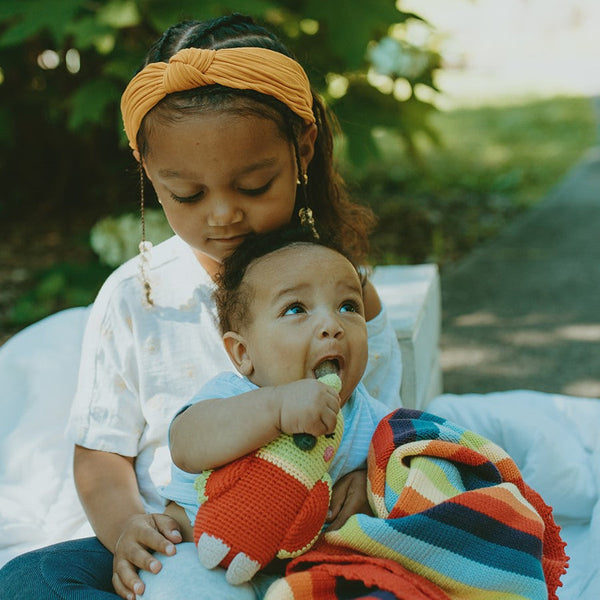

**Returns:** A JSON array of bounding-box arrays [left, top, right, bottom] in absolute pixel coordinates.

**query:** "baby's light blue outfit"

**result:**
[[142, 371, 391, 599], [161, 371, 391, 526]]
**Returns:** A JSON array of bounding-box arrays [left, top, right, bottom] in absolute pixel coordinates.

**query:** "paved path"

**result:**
[[440, 144, 600, 397]]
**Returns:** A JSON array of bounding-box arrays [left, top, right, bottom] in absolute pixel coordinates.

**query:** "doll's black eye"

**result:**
[[325, 433, 335, 439], [293, 433, 316, 451]]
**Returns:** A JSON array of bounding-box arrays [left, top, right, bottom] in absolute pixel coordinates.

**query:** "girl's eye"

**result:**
[[238, 180, 272, 196], [340, 301, 359, 313], [170, 191, 203, 204], [283, 304, 305, 316]]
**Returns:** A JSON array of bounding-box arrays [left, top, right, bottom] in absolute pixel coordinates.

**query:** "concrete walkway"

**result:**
[[440, 144, 600, 397]]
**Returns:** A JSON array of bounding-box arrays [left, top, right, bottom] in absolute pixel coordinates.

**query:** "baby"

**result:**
[[160, 227, 391, 583]]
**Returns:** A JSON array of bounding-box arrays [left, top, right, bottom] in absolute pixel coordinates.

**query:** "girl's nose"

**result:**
[[206, 197, 243, 226]]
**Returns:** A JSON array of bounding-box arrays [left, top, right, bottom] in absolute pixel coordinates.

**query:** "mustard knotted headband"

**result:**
[[121, 47, 316, 153]]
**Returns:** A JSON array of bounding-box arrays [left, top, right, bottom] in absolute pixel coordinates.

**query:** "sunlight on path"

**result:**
[[402, 0, 600, 108]]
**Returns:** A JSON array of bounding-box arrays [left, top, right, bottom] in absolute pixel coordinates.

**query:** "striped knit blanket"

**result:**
[[265, 408, 568, 600]]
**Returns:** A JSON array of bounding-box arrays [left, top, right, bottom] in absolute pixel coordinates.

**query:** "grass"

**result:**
[[362, 95, 597, 266]]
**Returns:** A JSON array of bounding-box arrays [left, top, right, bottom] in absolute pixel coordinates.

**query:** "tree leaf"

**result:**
[[0, 0, 86, 47], [97, 0, 140, 29], [64, 16, 114, 50], [68, 79, 121, 130], [304, 0, 400, 68]]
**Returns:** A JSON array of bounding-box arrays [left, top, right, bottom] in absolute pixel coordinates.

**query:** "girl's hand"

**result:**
[[326, 469, 372, 531], [112, 513, 182, 600], [278, 379, 340, 437]]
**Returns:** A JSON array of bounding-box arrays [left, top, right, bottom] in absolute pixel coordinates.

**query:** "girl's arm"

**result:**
[[170, 378, 340, 473], [361, 278, 403, 409], [362, 279, 382, 322], [74, 445, 182, 600]]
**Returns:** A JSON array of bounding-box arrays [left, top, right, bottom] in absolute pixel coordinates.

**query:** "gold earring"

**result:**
[[296, 172, 309, 185], [298, 206, 319, 239]]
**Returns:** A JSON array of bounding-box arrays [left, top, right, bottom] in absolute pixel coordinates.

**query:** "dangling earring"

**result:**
[[297, 171, 319, 239], [138, 162, 153, 306], [296, 172, 309, 186], [298, 206, 319, 238]]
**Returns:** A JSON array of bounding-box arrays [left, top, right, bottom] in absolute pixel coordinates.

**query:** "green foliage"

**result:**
[[90, 209, 173, 267], [0, 0, 87, 47], [68, 79, 122, 130], [363, 96, 597, 266], [8, 261, 113, 326], [0, 0, 440, 162]]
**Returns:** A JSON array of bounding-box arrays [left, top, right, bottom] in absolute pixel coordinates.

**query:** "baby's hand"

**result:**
[[277, 379, 340, 437], [112, 513, 182, 600], [326, 469, 372, 531]]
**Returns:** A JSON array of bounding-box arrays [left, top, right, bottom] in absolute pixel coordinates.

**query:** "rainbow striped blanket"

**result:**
[[265, 408, 568, 600]]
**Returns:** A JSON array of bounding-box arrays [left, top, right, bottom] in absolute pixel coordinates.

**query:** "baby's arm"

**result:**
[[170, 378, 340, 472], [74, 446, 182, 600]]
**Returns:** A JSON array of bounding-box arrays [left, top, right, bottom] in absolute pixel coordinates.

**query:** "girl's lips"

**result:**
[[209, 235, 247, 246]]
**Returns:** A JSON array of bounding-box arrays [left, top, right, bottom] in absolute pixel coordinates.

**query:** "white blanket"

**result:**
[[1, 308, 598, 600], [0, 307, 93, 566]]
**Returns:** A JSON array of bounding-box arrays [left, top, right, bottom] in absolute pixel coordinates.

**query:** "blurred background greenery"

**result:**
[[0, 0, 597, 341]]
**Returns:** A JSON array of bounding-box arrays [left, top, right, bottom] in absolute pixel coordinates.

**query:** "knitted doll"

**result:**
[[193, 374, 344, 585]]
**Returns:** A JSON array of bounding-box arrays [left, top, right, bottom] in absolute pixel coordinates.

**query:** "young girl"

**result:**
[[0, 13, 401, 600]]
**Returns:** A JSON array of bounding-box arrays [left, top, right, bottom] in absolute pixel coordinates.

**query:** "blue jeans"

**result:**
[[0, 537, 117, 599]]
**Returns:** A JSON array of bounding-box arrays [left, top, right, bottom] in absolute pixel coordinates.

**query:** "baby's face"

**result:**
[[233, 244, 368, 404]]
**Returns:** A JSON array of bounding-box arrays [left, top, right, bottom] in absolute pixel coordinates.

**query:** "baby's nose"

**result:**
[[319, 315, 343, 339]]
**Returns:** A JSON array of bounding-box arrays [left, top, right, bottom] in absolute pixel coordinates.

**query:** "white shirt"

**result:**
[[68, 235, 402, 513]]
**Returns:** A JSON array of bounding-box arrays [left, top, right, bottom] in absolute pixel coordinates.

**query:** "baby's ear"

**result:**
[[223, 332, 254, 377]]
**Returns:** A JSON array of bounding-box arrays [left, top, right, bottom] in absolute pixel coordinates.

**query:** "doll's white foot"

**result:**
[[225, 552, 261, 585], [197, 533, 230, 569]]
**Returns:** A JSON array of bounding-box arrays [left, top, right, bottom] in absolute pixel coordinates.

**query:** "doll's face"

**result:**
[[225, 244, 368, 404], [142, 111, 316, 279]]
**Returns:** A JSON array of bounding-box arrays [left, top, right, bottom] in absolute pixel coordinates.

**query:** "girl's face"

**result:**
[[142, 111, 316, 278]]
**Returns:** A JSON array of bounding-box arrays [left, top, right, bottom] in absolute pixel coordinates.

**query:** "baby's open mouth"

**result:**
[[314, 359, 339, 379]]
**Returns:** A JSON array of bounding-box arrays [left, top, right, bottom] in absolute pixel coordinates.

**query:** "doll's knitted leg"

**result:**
[[196, 533, 230, 569], [226, 552, 262, 585]]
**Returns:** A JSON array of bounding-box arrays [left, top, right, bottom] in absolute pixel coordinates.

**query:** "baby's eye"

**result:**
[[339, 301, 358, 313], [283, 303, 305, 316]]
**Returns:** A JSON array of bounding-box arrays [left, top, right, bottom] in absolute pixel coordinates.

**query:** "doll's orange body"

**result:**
[[193, 406, 344, 585]]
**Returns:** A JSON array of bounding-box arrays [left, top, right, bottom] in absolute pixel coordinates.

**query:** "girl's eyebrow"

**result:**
[[237, 157, 278, 176], [158, 157, 278, 180]]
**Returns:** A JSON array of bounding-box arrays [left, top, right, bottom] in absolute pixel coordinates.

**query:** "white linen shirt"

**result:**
[[68, 235, 402, 514]]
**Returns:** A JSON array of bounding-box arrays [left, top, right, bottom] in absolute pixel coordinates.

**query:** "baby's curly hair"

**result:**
[[214, 226, 362, 335]]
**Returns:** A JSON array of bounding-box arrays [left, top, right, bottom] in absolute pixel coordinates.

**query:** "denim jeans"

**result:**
[[0, 537, 116, 599]]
